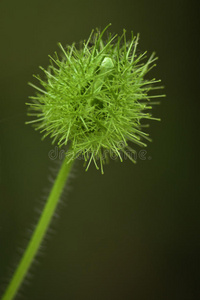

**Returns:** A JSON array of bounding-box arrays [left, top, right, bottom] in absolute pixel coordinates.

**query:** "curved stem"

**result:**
[[2, 154, 74, 300]]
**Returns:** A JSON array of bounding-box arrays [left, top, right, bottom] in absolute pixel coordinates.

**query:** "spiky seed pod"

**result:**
[[27, 24, 163, 173]]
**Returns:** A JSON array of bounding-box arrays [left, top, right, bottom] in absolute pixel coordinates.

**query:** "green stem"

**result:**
[[2, 154, 74, 300]]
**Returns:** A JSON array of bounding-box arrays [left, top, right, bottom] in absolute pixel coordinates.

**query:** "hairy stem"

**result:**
[[2, 154, 74, 300]]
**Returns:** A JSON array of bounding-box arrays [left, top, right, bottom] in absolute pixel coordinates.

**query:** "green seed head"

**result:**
[[27, 24, 164, 173]]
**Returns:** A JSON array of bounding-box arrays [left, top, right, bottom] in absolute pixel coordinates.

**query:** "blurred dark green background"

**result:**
[[0, 0, 199, 299]]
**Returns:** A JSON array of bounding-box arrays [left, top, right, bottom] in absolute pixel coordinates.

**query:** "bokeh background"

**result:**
[[0, 0, 199, 299]]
